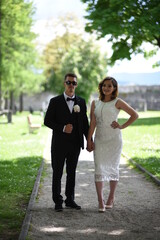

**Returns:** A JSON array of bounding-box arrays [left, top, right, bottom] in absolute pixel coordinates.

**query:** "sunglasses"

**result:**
[[65, 80, 77, 86]]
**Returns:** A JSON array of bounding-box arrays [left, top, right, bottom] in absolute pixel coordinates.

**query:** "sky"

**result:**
[[32, 0, 160, 75]]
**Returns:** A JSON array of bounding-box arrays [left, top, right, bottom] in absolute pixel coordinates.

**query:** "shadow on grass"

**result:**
[[119, 117, 160, 126], [131, 156, 160, 166], [0, 156, 43, 240], [128, 156, 160, 181], [0, 156, 43, 172]]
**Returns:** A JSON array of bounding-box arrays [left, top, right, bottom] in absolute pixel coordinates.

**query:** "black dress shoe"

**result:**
[[55, 203, 63, 212], [65, 201, 81, 210]]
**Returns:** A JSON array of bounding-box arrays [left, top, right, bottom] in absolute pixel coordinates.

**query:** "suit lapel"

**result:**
[[73, 96, 81, 127], [61, 94, 72, 114]]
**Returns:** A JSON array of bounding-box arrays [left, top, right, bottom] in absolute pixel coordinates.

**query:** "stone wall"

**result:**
[[118, 85, 160, 111], [18, 85, 160, 112], [17, 92, 55, 112]]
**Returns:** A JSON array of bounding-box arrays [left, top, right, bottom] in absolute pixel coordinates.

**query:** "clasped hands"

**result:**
[[86, 139, 94, 152], [64, 121, 121, 150]]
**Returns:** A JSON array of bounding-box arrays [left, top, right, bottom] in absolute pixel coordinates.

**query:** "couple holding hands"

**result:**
[[44, 73, 138, 212]]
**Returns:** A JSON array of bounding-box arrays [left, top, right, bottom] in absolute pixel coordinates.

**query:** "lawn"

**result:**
[[0, 112, 49, 240], [119, 111, 160, 180]]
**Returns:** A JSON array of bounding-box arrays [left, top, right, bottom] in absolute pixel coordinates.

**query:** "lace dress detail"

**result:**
[[94, 98, 123, 182]]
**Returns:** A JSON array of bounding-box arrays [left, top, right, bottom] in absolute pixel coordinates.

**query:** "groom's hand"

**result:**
[[64, 124, 73, 134]]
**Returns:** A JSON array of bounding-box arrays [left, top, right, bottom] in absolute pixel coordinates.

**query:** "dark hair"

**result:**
[[98, 76, 118, 101], [64, 73, 77, 81]]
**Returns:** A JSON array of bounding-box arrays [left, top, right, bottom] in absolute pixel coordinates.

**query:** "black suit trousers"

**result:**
[[51, 141, 80, 204]]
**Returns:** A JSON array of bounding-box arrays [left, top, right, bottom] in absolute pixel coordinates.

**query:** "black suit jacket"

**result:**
[[44, 94, 89, 150]]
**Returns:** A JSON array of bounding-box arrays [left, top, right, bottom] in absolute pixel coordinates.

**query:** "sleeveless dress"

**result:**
[[94, 98, 123, 182]]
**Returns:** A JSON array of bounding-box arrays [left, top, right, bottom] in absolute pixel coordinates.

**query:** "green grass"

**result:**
[[119, 111, 160, 180], [0, 112, 49, 239]]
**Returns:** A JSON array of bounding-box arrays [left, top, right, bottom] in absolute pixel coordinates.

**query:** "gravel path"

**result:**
[[27, 134, 160, 240]]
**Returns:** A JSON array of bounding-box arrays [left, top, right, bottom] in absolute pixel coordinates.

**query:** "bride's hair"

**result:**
[[98, 77, 118, 101]]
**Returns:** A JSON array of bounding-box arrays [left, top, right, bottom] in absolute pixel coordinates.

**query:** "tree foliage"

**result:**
[[0, 0, 45, 110], [43, 15, 107, 102], [60, 41, 107, 102], [81, 0, 160, 65]]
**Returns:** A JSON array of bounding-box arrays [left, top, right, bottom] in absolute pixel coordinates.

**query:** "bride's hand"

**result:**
[[87, 140, 95, 152], [111, 121, 121, 129]]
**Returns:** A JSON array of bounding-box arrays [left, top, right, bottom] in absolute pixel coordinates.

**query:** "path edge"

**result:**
[[18, 158, 44, 240], [122, 153, 160, 186]]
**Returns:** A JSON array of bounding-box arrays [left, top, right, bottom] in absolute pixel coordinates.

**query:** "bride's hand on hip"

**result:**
[[111, 121, 121, 129]]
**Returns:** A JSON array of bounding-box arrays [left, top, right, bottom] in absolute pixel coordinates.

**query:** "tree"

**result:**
[[60, 41, 107, 102], [42, 14, 107, 102], [43, 33, 79, 91], [0, 0, 45, 111], [81, 0, 160, 65], [43, 33, 107, 102]]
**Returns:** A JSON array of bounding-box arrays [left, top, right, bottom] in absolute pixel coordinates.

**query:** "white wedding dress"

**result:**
[[94, 98, 123, 182]]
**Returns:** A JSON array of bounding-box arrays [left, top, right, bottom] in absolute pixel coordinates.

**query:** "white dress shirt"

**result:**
[[64, 92, 75, 113]]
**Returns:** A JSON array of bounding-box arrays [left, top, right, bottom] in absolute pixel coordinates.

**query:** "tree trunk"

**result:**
[[5, 97, 8, 109], [10, 91, 14, 111], [19, 92, 23, 112]]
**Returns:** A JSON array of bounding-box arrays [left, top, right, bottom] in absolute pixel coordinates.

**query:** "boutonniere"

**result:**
[[73, 104, 80, 113]]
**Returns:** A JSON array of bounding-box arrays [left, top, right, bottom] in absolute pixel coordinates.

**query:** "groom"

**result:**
[[44, 73, 89, 211]]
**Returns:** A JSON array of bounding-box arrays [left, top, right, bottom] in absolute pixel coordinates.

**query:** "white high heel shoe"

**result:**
[[105, 199, 115, 209], [98, 207, 105, 213], [98, 200, 105, 213]]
